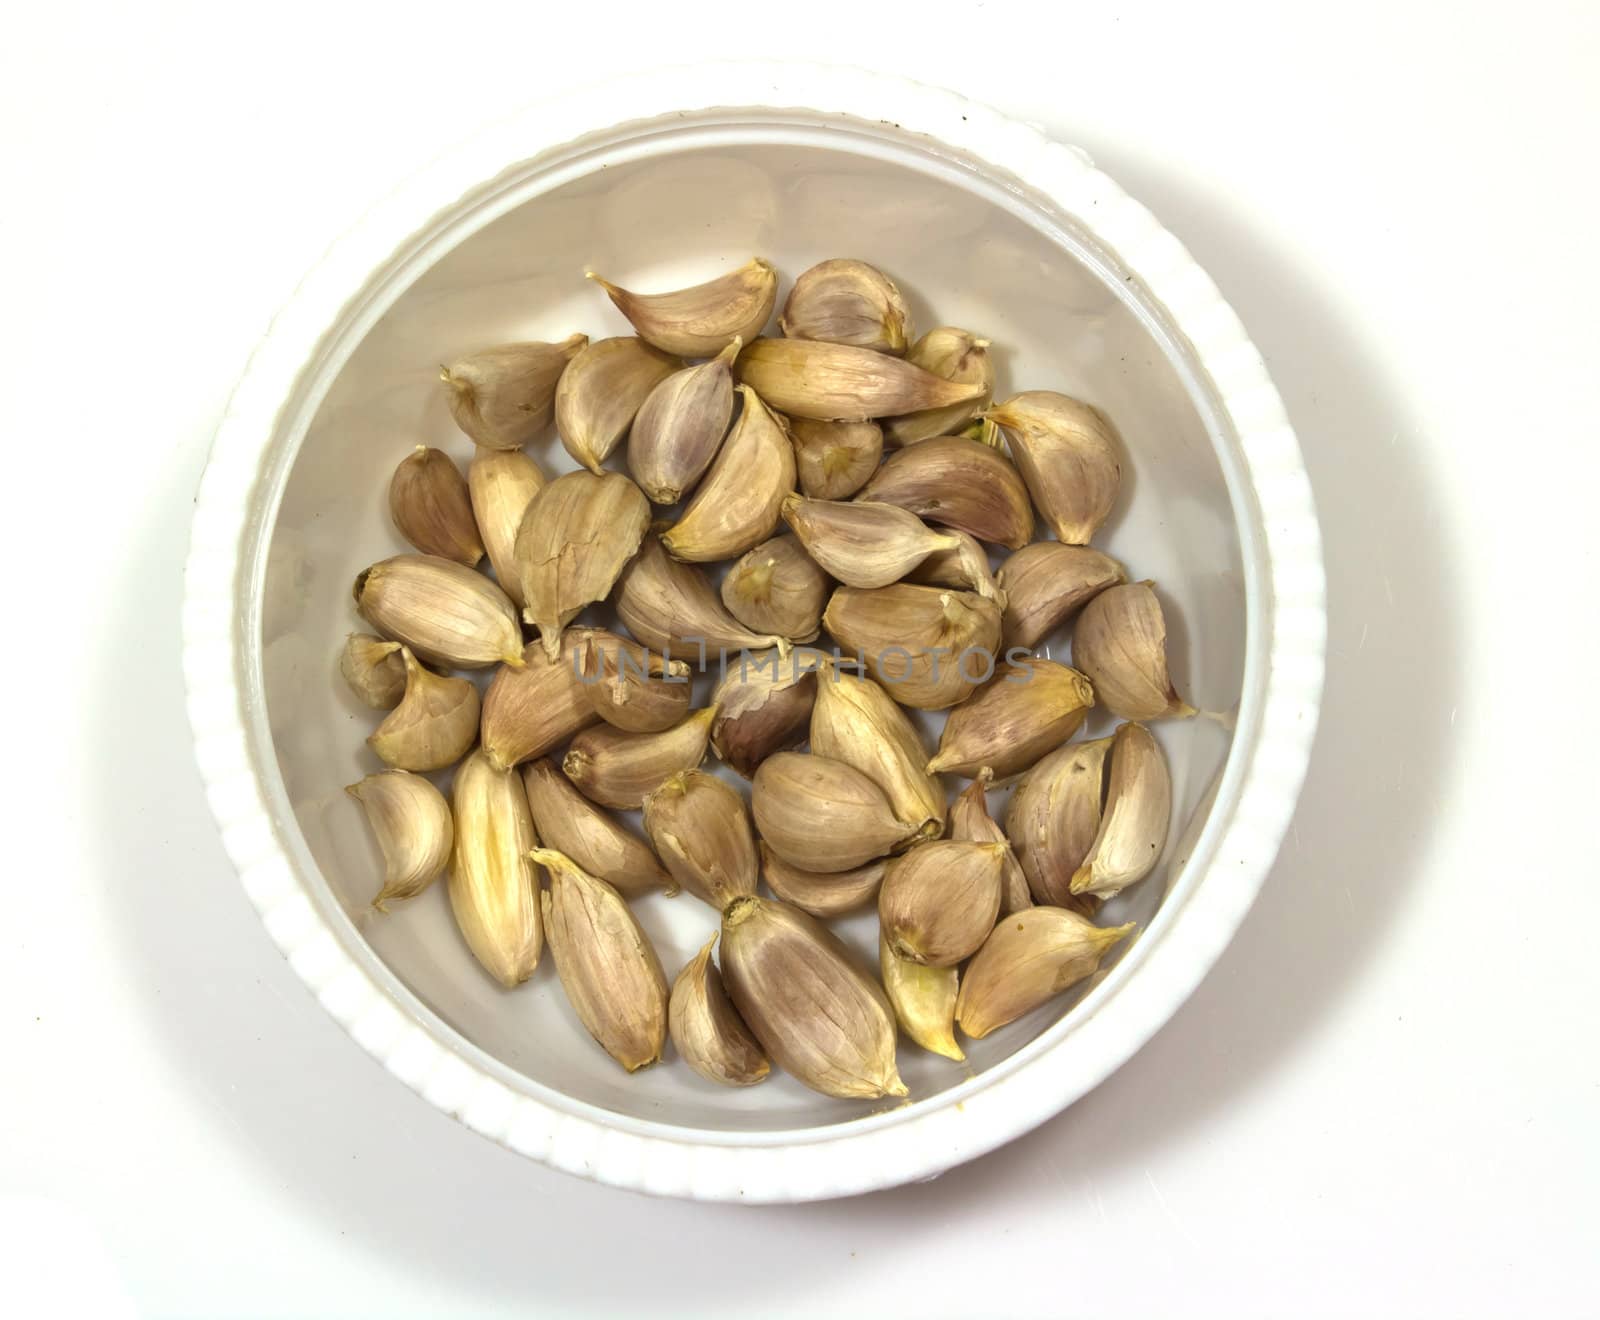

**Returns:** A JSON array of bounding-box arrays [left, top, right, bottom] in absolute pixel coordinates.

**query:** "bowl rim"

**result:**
[[182, 61, 1326, 1202]]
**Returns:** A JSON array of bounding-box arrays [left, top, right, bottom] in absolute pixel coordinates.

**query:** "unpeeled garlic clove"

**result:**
[[479, 630, 608, 770], [880, 932, 963, 1062], [823, 584, 1003, 710], [751, 751, 919, 872], [579, 635, 692, 733], [878, 839, 1006, 967], [1005, 736, 1113, 909], [1071, 722, 1171, 899], [339, 633, 405, 709], [441, 334, 587, 449], [782, 495, 959, 589], [354, 554, 524, 670], [997, 541, 1125, 650], [904, 529, 1007, 607], [882, 327, 994, 447], [789, 417, 883, 500], [719, 536, 827, 643], [760, 844, 885, 919], [536, 848, 669, 1073], [809, 662, 945, 842], [720, 895, 907, 1100], [642, 770, 759, 911], [520, 758, 674, 898], [616, 534, 789, 662], [927, 659, 1095, 779], [449, 749, 541, 987], [467, 448, 545, 608], [955, 908, 1135, 1038], [670, 936, 771, 1087], [735, 337, 987, 422], [515, 470, 650, 661], [1071, 581, 1195, 721], [985, 390, 1122, 544], [563, 707, 716, 810], [855, 435, 1035, 549], [389, 446, 484, 566], [368, 647, 481, 772], [709, 652, 817, 777], [346, 769, 453, 911], [661, 385, 795, 562], [588, 258, 777, 357], [628, 338, 740, 505], [949, 770, 1032, 916], [555, 336, 681, 473], [779, 258, 911, 355]]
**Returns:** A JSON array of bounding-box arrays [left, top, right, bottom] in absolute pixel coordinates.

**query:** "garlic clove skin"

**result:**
[[1004, 736, 1114, 910], [782, 495, 960, 589], [339, 633, 406, 709], [367, 647, 481, 772], [616, 534, 790, 662], [1070, 722, 1172, 899], [823, 583, 1003, 710], [580, 635, 692, 734], [751, 751, 919, 872], [949, 770, 1033, 916], [927, 659, 1095, 780], [855, 435, 1035, 550], [878, 839, 1007, 967], [1071, 580, 1196, 721], [627, 338, 741, 506], [735, 337, 986, 422], [904, 529, 1007, 607], [562, 707, 717, 811], [997, 541, 1125, 651], [709, 654, 818, 778], [760, 844, 885, 919], [448, 749, 542, 987], [588, 258, 778, 358], [440, 335, 587, 450], [389, 446, 484, 566], [789, 417, 884, 500], [779, 258, 911, 355], [555, 336, 682, 474], [467, 448, 545, 609], [480, 632, 605, 771], [985, 390, 1122, 545], [882, 327, 994, 447], [642, 770, 759, 912], [346, 769, 454, 911], [956, 908, 1135, 1039], [354, 554, 524, 671], [669, 936, 771, 1087], [880, 932, 964, 1061], [520, 757, 674, 898], [719, 535, 828, 644]]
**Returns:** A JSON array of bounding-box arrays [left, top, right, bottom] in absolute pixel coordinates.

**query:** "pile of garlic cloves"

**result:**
[[342, 255, 1194, 1100]]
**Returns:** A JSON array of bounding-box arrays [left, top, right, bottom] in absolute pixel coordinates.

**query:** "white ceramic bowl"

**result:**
[[183, 64, 1325, 1202]]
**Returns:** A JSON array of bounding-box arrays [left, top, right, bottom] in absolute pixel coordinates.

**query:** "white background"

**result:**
[[3, 2, 1597, 1316]]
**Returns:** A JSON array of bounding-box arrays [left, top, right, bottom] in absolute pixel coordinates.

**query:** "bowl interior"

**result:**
[[256, 113, 1247, 1135]]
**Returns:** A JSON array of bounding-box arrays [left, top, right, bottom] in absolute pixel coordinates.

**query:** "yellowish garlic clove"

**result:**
[[789, 416, 884, 500], [467, 448, 545, 609], [616, 534, 789, 662], [354, 554, 524, 671], [985, 390, 1122, 544], [339, 633, 406, 709], [720, 895, 906, 1100], [669, 936, 771, 1087], [628, 338, 741, 505], [588, 258, 777, 357], [949, 770, 1032, 916], [878, 839, 1006, 967], [823, 583, 1003, 710], [751, 751, 919, 872], [882, 327, 994, 447], [1071, 581, 1195, 721], [579, 635, 692, 734], [562, 707, 716, 810], [997, 541, 1125, 650], [709, 652, 818, 778], [536, 848, 669, 1073], [903, 529, 1007, 607], [345, 769, 453, 911], [642, 770, 759, 912], [389, 446, 484, 566], [760, 844, 885, 919], [479, 631, 611, 771], [440, 334, 587, 449], [555, 336, 681, 473], [719, 535, 827, 643], [1071, 722, 1172, 899], [520, 758, 674, 899], [782, 495, 959, 589], [367, 647, 480, 772], [855, 435, 1035, 549], [735, 337, 986, 421], [956, 908, 1135, 1038], [879, 931, 964, 1061], [927, 659, 1095, 779], [779, 258, 911, 355], [1004, 736, 1114, 909], [449, 749, 542, 987]]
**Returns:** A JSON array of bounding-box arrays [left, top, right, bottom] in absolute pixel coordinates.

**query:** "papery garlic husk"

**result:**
[[855, 435, 1034, 549], [555, 336, 681, 473], [879, 839, 1006, 967], [719, 536, 827, 643], [710, 651, 818, 777], [956, 908, 1135, 1038], [346, 769, 453, 911], [1005, 736, 1114, 909], [782, 495, 959, 589], [368, 647, 481, 772], [441, 334, 587, 450], [958, 415, 1005, 449], [789, 417, 883, 500], [779, 258, 911, 355], [882, 327, 994, 447], [520, 758, 674, 898], [515, 469, 650, 660], [751, 751, 919, 872], [904, 529, 1006, 607], [562, 707, 716, 810], [735, 337, 987, 422], [1071, 581, 1196, 721], [880, 932, 963, 1061], [928, 659, 1095, 780], [389, 446, 484, 566], [339, 633, 405, 709], [535, 847, 668, 1073], [642, 770, 759, 911], [467, 448, 545, 608], [760, 844, 885, 919], [588, 259, 777, 357], [997, 541, 1125, 650], [661, 385, 795, 562], [480, 630, 615, 770], [579, 635, 691, 734], [354, 554, 524, 670], [616, 534, 788, 662], [823, 584, 1003, 710], [628, 337, 740, 505], [810, 662, 944, 842], [1071, 722, 1172, 899], [670, 936, 771, 1087], [950, 770, 1032, 917], [449, 749, 541, 987], [720, 895, 907, 1099], [985, 391, 1122, 544]]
